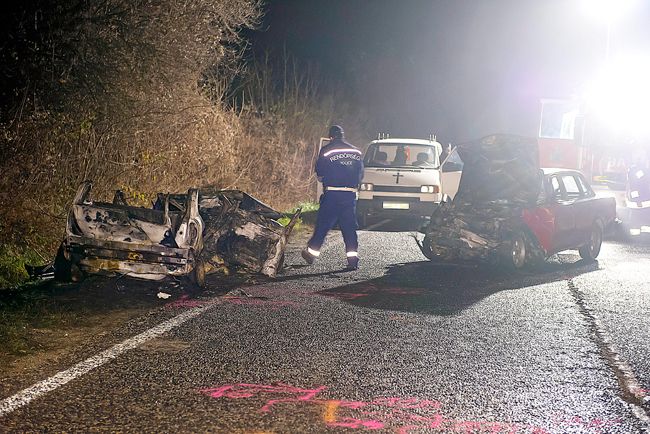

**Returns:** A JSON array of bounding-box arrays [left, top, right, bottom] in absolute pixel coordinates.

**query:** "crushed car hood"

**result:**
[[419, 134, 545, 263], [454, 134, 541, 207]]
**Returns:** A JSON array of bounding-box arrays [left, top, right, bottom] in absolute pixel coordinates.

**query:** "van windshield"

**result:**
[[363, 143, 441, 168]]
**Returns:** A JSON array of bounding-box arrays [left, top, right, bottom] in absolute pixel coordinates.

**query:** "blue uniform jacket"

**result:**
[[316, 138, 364, 189]]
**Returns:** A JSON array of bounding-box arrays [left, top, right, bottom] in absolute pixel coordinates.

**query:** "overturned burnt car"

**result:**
[[55, 182, 300, 286], [418, 134, 616, 269], [56, 181, 206, 285]]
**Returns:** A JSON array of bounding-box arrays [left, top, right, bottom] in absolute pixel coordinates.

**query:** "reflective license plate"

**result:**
[[383, 202, 410, 210]]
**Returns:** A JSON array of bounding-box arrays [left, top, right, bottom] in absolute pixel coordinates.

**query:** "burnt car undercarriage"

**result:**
[[51, 181, 300, 287]]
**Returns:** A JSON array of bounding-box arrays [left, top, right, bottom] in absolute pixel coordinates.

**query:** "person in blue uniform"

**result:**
[[302, 125, 364, 270]]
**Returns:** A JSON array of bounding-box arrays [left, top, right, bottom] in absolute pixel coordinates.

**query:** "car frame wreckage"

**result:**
[[418, 134, 616, 269], [53, 181, 300, 287]]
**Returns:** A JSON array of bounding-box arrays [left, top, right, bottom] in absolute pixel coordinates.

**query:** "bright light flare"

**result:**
[[581, 0, 637, 23], [584, 55, 650, 137]]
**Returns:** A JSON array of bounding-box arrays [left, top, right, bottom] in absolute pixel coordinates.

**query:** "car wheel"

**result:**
[[54, 243, 72, 282], [190, 259, 206, 289], [356, 210, 369, 229], [70, 263, 85, 282], [579, 220, 603, 260], [419, 233, 444, 263], [502, 231, 527, 270], [419, 234, 434, 260]]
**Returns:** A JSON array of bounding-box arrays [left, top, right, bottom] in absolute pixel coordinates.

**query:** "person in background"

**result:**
[[412, 152, 432, 166], [372, 150, 389, 166], [440, 143, 452, 164], [302, 125, 364, 270], [393, 145, 408, 165]]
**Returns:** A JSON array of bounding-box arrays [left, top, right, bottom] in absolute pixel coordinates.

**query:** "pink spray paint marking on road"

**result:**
[[166, 294, 209, 309], [199, 382, 620, 433], [166, 294, 299, 310], [550, 414, 624, 433], [321, 283, 427, 301], [221, 296, 299, 309]]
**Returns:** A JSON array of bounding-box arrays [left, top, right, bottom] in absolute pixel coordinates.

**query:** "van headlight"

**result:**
[[420, 185, 439, 193], [360, 183, 374, 191]]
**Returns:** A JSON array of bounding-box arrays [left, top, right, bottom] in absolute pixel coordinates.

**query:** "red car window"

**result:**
[[562, 175, 581, 199]]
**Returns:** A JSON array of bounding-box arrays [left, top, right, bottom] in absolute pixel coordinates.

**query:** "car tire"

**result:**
[[419, 234, 434, 260], [420, 234, 444, 262], [54, 243, 72, 282], [579, 220, 604, 260], [502, 231, 527, 270], [70, 263, 85, 282], [356, 210, 369, 229], [190, 258, 206, 289]]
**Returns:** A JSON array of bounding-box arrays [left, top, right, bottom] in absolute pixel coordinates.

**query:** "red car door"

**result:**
[[545, 174, 578, 253], [523, 173, 576, 255], [564, 173, 595, 243]]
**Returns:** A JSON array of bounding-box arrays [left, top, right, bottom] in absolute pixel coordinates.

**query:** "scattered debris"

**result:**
[[224, 288, 251, 298], [25, 263, 55, 281], [157, 292, 172, 299]]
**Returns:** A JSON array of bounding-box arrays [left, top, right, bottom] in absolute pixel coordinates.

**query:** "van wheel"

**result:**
[[357, 210, 369, 229], [579, 220, 603, 260]]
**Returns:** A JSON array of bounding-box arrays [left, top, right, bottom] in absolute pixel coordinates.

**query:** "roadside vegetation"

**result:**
[[0, 0, 370, 288]]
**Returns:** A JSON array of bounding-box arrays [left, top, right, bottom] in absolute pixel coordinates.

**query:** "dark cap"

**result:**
[[328, 125, 344, 139]]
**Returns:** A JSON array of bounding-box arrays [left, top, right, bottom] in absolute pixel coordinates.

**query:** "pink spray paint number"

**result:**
[[199, 382, 622, 433]]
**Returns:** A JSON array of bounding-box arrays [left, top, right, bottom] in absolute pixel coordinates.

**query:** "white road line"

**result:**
[[0, 300, 217, 418]]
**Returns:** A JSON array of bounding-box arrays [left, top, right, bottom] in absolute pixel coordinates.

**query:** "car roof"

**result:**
[[370, 138, 441, 146]]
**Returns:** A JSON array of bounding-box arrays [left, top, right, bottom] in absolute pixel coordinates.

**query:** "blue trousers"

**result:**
[[308, 191, 358, 254]]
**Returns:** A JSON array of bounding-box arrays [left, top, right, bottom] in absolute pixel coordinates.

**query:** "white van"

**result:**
[[356, 138, 462, 227]]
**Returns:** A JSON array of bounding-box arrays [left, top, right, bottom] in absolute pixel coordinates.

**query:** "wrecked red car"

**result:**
[[418, 135, 616, 269]]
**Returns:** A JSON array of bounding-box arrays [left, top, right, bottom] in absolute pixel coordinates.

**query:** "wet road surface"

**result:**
[[1, 223, 649, 433]]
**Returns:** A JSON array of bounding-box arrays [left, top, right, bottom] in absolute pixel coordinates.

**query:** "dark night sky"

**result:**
[[248, 0, 650, 143]]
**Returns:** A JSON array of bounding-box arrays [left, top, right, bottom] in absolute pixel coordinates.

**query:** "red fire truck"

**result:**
[[537, 98, 650, 238]]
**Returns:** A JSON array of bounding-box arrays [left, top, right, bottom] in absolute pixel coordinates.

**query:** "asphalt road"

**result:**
[[1, 222, 650, 433]]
